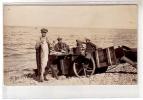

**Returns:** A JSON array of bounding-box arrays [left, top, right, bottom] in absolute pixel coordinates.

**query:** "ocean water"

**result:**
[[4, 26, 137, 72]]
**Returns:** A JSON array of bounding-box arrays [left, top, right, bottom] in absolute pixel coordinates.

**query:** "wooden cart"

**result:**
[[36, 45, 137, 78]]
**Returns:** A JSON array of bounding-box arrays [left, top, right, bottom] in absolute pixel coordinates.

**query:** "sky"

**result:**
[[4, 5, 137, 29]]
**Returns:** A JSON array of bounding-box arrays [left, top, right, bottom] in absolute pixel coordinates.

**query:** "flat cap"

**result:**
[[57, 37, 62, 41], [41, 28, 48, 33], [85, 38, 90, 41]]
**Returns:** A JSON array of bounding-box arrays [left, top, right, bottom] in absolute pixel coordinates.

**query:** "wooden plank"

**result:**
[[95, 49, 100, 67]]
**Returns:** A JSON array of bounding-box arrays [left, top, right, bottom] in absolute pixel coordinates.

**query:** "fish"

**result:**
[[40, 37, 49, 82]]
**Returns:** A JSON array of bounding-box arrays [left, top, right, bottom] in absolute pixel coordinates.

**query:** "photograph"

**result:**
[[3, 5, 137, 86]]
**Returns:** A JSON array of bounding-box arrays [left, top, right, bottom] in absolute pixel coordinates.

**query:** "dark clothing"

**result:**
[[53, 42, 70, 75], [36, 47, 41, 76], [54, 42, 69, 53], [76, 40, 84, 47], [85, 42, 97, 53], [76, 40, 97, 53], [75, 40, 85, 55]]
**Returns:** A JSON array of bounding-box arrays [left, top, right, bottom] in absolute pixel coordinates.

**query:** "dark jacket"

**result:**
[[54, 42, 69, 53], [85, 42, 97, 53]]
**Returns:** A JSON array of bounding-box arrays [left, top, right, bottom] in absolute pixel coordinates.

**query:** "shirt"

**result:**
[[54, 42, 69, 53], [35, 36, 50, 50]]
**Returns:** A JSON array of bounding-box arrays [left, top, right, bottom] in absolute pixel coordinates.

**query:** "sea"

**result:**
[[3, 26, 137, 72]]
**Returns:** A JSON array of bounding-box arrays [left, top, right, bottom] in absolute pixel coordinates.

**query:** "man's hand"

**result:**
[[61, 50, 66, 53], [40, 38, 45, 44]]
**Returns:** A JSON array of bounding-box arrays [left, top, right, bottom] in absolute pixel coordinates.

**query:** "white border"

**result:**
[[1, 0, 142, 99], [0, 0, 3, 98], [3, 85, 139, 98], [138, 0, 143, 98], [3, 2, 139, 5], [3, 0, 139, 5]]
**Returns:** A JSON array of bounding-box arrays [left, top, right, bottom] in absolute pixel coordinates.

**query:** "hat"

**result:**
[[57, 37, 62, 41], [41, 28, 48, 33], [85, 38, 90, 41]]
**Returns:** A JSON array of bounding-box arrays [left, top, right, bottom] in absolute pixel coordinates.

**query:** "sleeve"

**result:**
[[66, 44, 70, 50], [46, 37, 50, 43], [46, 37, 52, 50], [90, 42, 97, 49], [54, 44, 59, 52], [35, 39, 41, 50], [63, 43, 70, 52], [77, 40, 86, 44]]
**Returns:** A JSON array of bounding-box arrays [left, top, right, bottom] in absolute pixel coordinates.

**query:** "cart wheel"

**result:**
[[73, 57, 96, 77]]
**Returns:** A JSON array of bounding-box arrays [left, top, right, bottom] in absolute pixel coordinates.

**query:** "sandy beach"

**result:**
[[4, 26, 137, 85]]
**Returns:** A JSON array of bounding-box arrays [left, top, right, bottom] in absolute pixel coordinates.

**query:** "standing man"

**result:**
[[35, 28, 49, 49], [35, 28, 49, 82], [85, 38, 97, 59], [85, 38, 97, 53], [54, 37, 70, 75], [54, 37, 69, 53]]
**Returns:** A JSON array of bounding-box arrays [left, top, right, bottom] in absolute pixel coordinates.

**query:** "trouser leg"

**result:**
[[50, 64, 59, 79], [36, 49, 41, 77], [60, 59, 65, 75], [43, 64, 49, 81]]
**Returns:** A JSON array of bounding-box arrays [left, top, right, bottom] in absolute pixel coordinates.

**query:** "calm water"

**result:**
[[4, 26, 137, 71]]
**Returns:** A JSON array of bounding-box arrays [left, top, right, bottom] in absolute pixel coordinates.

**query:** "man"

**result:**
[[84, 38, 97, 59], [75, 39, 85, 55], [35, 28, 49, 82], [76, 38, 97, 55], [54, 37, 69, 53], [35, 28, 50, 49], [54, 37, 70, 75], [85, 38, 97, 53]]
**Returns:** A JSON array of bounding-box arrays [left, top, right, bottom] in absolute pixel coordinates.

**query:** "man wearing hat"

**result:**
[[35, 28, 50, 81], [54, 37, 69, 53], [54, 37, 70, 75], [84, 38, 97, 60], [35, 28, 49, 49], [85, 38, 97, 53]]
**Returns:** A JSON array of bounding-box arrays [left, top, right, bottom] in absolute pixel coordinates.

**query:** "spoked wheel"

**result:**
[[73, 56, 96, 77]]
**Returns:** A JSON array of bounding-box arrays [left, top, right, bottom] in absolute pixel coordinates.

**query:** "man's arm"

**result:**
[[89, 42, 97, 49], [46, 37, 53, 50], [35, 40, 41, 50], [63, 43, 70, 53], [54, 44, 60, 52], [76, 39, 86, 44]]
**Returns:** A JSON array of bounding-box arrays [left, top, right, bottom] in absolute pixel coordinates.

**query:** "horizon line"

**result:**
[[3, 25, 137, 30]]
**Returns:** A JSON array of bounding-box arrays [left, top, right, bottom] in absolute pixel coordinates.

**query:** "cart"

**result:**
[[48, 45, 137, 77], [36, 44, 137, 78]]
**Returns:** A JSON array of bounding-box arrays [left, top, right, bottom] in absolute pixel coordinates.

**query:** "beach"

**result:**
[[4, 26, 137, 85]]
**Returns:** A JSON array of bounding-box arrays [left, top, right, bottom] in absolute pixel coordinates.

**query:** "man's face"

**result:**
[[86, 40, 90, 43], [58, 40, 62, 43], [41, 32, 47, 37]]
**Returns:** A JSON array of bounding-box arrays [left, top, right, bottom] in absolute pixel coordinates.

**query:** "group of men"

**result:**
[[35, 28, 69, 53], [35, 28, 97, 81]]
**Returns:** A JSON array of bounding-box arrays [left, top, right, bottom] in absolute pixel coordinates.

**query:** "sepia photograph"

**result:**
[[4, 5, 137, 86]]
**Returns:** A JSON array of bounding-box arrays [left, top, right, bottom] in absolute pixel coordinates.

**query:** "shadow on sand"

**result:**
[[105, 71, 137, 74]]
